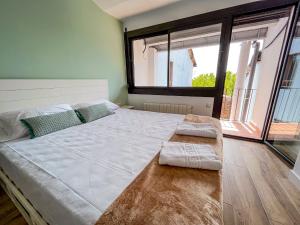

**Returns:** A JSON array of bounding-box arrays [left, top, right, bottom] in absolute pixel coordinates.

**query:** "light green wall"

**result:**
[[0, 0, 127, 103]]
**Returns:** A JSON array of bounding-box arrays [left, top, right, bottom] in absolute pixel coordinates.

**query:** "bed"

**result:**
[[0, 79, 223, 225]]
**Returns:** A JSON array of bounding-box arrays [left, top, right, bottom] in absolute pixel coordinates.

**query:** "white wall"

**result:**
[[133, 40, 156, 86], [123, 0, 258, 31], [170, 49, 193, 87], [251, 18, 288, 130], [155, 51, 168, 86], [293, 154, 300, 179], [290, 154, 300, 189], [128, 94, 214, 116]]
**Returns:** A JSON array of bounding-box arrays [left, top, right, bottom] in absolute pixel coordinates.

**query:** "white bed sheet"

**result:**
[[0, 109, 184, 225]]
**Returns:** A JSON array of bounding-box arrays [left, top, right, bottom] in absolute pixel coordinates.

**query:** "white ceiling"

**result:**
[[93, 0, 180, 20]]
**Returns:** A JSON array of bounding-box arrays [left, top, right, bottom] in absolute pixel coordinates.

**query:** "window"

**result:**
[[133, 34, 168, 87], [266, 15, 300, 163], [125, 0, 299, 121], [131, 24, 222, 88], [170, 24, 222, 87]]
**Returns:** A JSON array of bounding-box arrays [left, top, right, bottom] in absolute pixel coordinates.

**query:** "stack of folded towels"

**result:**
[[159, 142, 222, 170], [159, 121, 222, 170], [175, 121, 218, 138]]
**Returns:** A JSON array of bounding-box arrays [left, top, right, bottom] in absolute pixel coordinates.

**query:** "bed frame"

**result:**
[[0, 79, 109, 224], [0, 168, 48, 225], [0, 79, 108, 113]]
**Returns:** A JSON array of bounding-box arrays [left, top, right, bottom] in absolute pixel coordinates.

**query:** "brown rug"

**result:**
[[95, 114, 223, 225]]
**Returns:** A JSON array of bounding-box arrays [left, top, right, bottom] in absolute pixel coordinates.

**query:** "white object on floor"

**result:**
[[159, 141, 222, 170], [175, 122, 217, 138], [0, 108, 184, 225]]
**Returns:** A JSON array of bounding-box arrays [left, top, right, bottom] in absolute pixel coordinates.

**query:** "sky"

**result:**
[[192, 42, 242, 77]]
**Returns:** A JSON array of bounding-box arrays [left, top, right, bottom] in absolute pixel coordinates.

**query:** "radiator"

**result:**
[[143, 102, 193, 115]]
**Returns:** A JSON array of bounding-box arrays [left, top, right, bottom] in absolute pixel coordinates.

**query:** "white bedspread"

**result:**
[[0, 109, 184, 225]]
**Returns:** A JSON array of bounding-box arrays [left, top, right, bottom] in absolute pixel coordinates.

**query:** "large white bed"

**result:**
[[0, 108, 184, 225], [0, 79, 184, 224], [0, 79, 224, 225]]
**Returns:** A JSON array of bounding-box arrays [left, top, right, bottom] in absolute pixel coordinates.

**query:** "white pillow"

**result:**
[[0, 104, 73, 142], [72, 99, 119, 111]]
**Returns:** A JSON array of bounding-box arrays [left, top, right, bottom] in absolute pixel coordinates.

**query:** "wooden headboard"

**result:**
[[0, 79, 108, 113]]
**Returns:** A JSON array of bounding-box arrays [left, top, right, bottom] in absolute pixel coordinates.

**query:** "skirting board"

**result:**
[[0, 168, 48, 225], [289, 170, 300, 190]]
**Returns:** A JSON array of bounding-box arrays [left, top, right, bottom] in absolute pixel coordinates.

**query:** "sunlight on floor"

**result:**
[[221, 120, 261, 139]]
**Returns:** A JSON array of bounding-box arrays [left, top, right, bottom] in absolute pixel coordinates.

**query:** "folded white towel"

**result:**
[[159, 142, 222, 170], [175, 122, 218, 138]]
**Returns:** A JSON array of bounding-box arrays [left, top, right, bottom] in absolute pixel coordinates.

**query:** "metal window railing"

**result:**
[[222, 87, 300, 125], [273, 87, 300, 123], [221, 88, 256, 122]]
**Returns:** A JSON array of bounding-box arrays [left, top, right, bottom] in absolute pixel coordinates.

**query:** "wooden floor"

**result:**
[[223, 138, 300, 225], [0, 188, 26, 225], [1, 138, 300, 225]]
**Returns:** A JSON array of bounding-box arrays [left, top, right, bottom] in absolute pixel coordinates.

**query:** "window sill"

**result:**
[[128, 86, 217, 97]]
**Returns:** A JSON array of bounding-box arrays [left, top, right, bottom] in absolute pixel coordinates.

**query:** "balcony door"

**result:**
[[266, 15, 300, 163], [220, 6, 296, 140]]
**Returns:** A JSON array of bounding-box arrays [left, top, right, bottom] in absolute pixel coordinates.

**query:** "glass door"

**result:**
[[220, 6, 295, 139], [266, 15, 300, 163]]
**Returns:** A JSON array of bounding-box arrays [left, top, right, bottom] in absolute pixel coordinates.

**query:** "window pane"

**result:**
[[267, 16, 300, 163], [219, 6, 293, 141], [133, 34, 168, 87], [169, 24, 222, 87]]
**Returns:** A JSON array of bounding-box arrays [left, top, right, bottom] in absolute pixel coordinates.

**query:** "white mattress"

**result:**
[[0, 109, 184, 225]]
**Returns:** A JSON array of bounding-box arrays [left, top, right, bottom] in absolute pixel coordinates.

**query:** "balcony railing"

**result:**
[[221, 88, 256, 122], [273, 87, 300, 123]]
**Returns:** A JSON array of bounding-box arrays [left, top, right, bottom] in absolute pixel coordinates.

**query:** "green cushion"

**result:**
[[21, 110, 82, 138], [75, 103, 112, 123]]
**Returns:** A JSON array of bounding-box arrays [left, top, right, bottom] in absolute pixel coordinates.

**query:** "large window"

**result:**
[[132, 24, 222, 88], [126, 0, 299, 123]]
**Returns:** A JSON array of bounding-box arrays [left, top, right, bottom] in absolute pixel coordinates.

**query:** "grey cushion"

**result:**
[[75, 103, 112, 123], [21, 110, 82, 138]]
